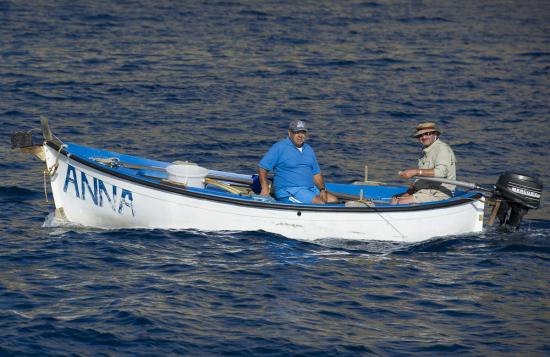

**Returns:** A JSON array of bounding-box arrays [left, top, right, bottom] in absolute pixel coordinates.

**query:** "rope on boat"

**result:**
[[361, 190, 487, 240], [43, 169, 49, 203], [43, 143, 67, 203], [93, 157, 122, 168], [375, 211, 406, 240]]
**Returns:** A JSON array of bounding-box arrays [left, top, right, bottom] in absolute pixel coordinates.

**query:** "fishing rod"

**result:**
[[414, 175, 494, 195]]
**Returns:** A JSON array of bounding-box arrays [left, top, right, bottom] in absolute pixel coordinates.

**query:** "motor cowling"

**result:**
[[494, 171, 543, 231]]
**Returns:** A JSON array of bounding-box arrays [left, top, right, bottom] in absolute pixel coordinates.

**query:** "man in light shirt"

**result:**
[[392, 122, 456, 204]]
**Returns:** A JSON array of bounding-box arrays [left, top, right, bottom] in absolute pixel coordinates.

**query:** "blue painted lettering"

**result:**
[[81, 173, 98, 205], [63, 165, 80, 198], [98, 180, 117, 210], [119, 190, 135, 216], [63, 164, 134, 217]]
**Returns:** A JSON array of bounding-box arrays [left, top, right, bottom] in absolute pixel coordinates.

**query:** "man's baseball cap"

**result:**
[[288, 120, 308, 132]]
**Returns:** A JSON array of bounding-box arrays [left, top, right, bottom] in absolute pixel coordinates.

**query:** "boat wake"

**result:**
[[40, 211, 97, 237], [42, 211, 71, 228], [313, 238, 410, 255]]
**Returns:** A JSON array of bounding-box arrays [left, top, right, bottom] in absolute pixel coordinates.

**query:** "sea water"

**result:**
[[1, 1, 549, 355]]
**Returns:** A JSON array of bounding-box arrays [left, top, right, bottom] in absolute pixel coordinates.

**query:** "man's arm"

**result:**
[[313, 173, 326, 191], [258, 168, 271, 196], [400, 146, 453, 180], [399, 168, 434, 179], [313, 173, 329, 202]]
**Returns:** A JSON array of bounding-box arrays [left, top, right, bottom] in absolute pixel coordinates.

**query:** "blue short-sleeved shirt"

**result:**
[[259, 137, 321, 194]]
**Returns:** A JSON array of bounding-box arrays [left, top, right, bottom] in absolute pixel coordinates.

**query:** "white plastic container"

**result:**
[[165, 164, 209, 188]]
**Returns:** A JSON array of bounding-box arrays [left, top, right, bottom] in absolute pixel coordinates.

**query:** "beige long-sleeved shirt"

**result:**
[[415, 138, 456, 193]]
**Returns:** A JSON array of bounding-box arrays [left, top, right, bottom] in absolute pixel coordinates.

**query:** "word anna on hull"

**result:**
[[10, 118, 543, 243]]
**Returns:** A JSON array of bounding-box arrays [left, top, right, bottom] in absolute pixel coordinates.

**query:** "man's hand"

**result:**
[[398, 169, 417, 179], [319, 189, 328, 202]]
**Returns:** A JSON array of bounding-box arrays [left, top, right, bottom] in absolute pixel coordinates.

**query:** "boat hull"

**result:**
[[44, 143, 485, 243]]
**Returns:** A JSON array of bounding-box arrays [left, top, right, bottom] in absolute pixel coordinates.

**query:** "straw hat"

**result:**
[[413, 122, 441, 137]]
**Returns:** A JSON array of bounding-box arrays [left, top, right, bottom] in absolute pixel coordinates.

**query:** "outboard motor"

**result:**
[[494, 171, 543, 231]]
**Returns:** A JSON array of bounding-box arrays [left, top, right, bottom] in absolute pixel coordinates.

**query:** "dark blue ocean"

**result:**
[[1, 1, 549, 355]]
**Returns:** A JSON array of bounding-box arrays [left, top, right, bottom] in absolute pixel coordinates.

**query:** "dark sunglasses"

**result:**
[[417, 131, 436, 138]]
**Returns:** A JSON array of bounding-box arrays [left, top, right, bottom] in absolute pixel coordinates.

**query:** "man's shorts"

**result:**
[[413, 189, 451, 203], [275, 186, 320, 204]]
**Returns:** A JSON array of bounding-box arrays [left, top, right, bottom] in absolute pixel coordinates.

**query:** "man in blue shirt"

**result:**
[[258, 120, 338, 204]]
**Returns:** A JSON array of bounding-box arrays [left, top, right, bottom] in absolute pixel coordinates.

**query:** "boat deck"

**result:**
[[60, 142, 481, 209]]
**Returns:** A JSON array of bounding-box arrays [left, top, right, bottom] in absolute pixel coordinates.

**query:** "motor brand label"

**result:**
[[510, 185, 541, 199]]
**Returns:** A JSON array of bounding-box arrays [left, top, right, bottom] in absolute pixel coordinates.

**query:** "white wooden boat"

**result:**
[[12, 119, 542, 243]]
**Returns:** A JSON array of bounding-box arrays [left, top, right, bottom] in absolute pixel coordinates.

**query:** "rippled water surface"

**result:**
[[1, 0, 549, 356]]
